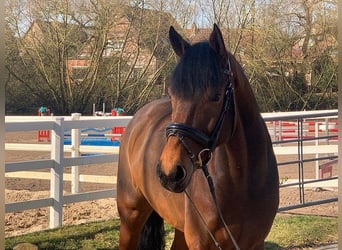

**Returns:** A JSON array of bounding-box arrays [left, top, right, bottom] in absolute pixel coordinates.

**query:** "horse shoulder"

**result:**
[[121, 98, 172, 176]]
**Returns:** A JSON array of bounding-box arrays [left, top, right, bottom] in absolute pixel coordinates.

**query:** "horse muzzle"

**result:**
[[157, 162, 190, 193]]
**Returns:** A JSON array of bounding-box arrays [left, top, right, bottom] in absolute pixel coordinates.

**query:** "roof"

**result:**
[[185, 23, 212, 43]]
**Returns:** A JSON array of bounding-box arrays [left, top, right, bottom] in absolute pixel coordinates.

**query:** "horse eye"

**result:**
[[210, 93, 221, 102]]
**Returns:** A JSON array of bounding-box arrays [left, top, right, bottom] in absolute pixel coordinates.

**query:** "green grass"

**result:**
[[265, 214, 338, 249], [6, 214, 338, 250]]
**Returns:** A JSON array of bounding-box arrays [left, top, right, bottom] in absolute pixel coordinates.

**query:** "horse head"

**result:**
[[157, 24, 236, 193]]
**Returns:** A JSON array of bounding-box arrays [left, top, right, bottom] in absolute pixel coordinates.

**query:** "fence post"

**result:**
[[50, 117, 64, 229], [315, 122, 320, 179], [71, 113, 81, 193], [273, 122, 276, 142], [278, 121, 282, 141], [324, 118, 329, 145]]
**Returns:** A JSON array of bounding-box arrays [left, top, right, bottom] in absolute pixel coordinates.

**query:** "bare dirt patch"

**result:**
[[5, 131, 338, 237]]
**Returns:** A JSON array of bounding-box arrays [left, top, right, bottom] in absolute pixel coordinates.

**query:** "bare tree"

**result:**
[[215, 0, 337, 111], [6, 0, 98, 114], [5, 0, 176, 114], [5, 0, 337, 114]]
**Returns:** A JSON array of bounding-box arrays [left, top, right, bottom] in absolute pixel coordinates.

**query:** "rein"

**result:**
[[200, 163, 240, 250], [165, 60, 240, 249]]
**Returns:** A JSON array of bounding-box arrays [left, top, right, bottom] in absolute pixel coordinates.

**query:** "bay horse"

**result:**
[[117, 24, 279, 249]]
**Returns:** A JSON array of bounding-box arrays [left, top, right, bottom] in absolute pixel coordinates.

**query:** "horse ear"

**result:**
[[169, 26, 190, 57], [209, 24, 228, 63]]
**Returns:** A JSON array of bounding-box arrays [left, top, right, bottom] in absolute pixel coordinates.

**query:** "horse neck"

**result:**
[[221, 55, 269, 169], [230, 55, 262, 133]]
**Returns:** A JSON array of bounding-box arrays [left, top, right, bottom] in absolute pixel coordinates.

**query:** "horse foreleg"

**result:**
[[117, 177, 152, 250], [118, 209, 144, 249], [171, 229, 188, 250], [118, 202, 152, 250]]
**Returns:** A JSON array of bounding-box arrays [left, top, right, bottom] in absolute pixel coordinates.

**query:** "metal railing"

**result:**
[[263, 110, 338, 211]]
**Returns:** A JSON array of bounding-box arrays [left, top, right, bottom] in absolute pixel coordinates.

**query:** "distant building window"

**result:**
[[104, 39, 124, 56], [132, 65, 144, 79], [79, 51, 91, 58]]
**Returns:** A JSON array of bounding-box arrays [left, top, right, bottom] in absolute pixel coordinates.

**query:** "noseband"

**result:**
[[165, 59, 240, 249]]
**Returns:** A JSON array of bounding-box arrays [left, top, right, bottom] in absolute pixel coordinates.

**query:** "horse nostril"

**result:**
[[157, 163, 187, 183], [157, 162, 188, 193], [174, 164, 186, 182]]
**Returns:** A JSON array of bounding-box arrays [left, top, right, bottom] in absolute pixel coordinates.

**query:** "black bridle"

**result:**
[[165, 60, 234, 166], [164, 59, 240, 249]]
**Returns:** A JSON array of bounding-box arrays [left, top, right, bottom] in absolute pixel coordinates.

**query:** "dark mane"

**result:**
[[118, 24, 279, 250], [170, 42, 225, 99]]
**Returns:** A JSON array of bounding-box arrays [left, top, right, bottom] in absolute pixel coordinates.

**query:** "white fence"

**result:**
[[5, 110, 338, 230], [5, 114, 131, 229]]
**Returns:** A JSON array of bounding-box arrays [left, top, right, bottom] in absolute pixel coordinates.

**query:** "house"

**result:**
[[185, 22, 336, 89], [22, 20, 88, 56], [67, 5, 179, 84], [183, 23, 249, 61], [22, 5, 178, 86]]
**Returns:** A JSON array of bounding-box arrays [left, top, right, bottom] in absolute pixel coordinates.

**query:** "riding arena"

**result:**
[[4, 27, 338, 249]]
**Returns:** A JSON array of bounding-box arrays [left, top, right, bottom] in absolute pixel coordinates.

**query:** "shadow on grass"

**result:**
[[265, 241, 282, 250], [6, 220, 120, 250], [6, 220, 176, 250]]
